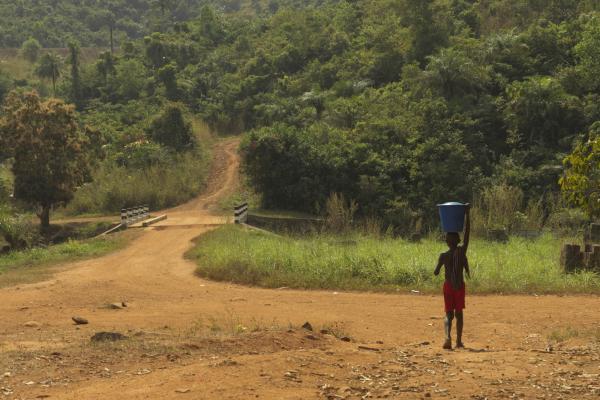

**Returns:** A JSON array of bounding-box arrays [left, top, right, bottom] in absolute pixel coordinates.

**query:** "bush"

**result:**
[[113, 140, 172, 169], [471, 184, 544, 234], [147, 104, 194, 151], [20, 38, 41, 63], [324, 192, 357, 233], [547, 208, 589, 236], [116, 59, 146, 100], [0, 205, 39, 250]]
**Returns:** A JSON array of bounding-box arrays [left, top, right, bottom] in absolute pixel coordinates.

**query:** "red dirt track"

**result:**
[[0, 139, 599, 400]]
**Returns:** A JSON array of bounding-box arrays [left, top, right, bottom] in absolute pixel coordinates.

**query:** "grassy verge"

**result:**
[[186, 225, 600, 294], [0, 231, 133, 287]]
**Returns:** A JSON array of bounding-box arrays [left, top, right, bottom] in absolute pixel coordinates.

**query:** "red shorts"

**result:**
[[443, 282, 465, 313]]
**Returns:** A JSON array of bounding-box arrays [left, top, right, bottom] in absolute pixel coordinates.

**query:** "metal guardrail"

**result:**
[[234, 203, 248, 224], [121, 205, 149, 227]]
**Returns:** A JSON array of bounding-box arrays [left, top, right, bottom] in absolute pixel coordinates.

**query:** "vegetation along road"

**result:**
[[0, 139, 598, 400]]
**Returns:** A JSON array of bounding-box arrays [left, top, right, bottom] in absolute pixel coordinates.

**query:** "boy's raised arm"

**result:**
[[463, 204, 471, 253]]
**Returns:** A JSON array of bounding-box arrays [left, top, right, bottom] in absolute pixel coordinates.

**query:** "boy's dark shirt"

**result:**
[[438, 246, 469, 290]]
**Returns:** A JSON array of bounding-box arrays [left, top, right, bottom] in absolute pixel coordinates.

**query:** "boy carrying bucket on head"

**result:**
[[434, 204, 471, 350]]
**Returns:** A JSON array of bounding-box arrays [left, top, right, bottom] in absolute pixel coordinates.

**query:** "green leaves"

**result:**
[[0, 91, 91, 227], [561, 123, 600, 219]]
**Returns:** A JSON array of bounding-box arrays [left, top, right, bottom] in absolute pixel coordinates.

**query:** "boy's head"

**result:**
[[446, 232, 461, 249]]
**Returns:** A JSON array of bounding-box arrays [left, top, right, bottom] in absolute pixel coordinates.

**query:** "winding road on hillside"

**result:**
[[1, 138, 599, 399]]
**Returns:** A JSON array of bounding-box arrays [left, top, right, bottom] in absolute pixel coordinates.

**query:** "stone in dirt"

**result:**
[[302, 322, 313, 331], [108, 303, 123, 310], [90, 332, 128, 342], [175, 389, 191, 394], [72, 316, 88, 325], [340, 336, 351, 342], [24, 321, 41, 328]]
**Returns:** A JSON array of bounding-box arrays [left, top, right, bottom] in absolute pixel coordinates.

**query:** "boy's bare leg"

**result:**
[[443, 311, 454, 349], [456, 311, 464, 348]]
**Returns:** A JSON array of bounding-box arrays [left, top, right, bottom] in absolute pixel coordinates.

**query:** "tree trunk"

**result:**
[[39, 205, 51, 229], [110, 24, 114, 55], [51, 73, 56, 96]]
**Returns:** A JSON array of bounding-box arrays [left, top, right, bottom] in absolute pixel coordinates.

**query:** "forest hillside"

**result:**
[[1, 0, 599, 235]]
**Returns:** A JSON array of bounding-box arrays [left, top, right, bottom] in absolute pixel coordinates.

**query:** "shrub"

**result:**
[[547, 208, 589, 235], [472, 184, 525, 234], [0, 206, 39, 250], [116, 59, 146, 100], [20, 38, 41, 63], [147, 104, 194, 151], [113, 140, 172, 169], [324, 192, 357, 233]]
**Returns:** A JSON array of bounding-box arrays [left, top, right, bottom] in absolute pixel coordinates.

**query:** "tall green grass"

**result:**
[[65, 150, 210, 214], [187, 225, 600, 294]]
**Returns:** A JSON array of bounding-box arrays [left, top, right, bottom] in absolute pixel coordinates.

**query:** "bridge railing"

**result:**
[[234, 203, 248, 224], [121, 205, 150, 227]]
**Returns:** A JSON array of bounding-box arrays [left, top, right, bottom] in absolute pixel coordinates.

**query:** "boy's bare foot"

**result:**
[[456, 341, 465, 348], [443, 339, 452, 350]]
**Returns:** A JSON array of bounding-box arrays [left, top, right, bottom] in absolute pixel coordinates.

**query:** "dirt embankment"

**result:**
[[0, 137, 599, 400]]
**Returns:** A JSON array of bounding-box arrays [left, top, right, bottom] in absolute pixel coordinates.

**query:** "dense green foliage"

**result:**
[[188, 225, 600, 294], [2, 0, 599, 230], [0, 0, 202, 47], [561, 123, 600, 219], [156, 0, 597, 227], [0, 0, 336, 47]]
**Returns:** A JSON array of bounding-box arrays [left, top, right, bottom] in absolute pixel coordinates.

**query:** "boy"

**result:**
[[434, 205, 471, 350]]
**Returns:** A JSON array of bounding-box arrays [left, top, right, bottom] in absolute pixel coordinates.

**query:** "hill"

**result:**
[[1, 0, 599, 231]]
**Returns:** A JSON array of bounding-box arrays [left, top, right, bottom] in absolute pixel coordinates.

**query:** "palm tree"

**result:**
[[35, 53, 62, 96]]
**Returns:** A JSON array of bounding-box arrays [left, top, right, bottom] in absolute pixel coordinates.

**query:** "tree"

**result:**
[[575, 15, 600, 91], [20, 37, 41, 63], [0, 91, 91, 228], [116, 59, 146, 100], [402, 0, 446, 65], [560, 123, 600, 219], [0, 69, 11, 103], [147, 104, 194, 151], [35, 52, 62, 95], [68, 41, 82, 108], [503, 77, 584, 148], [157, 62, 179, 100]]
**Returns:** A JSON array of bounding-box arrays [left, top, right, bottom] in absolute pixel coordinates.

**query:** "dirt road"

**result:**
[[1, 138, 599, 400]]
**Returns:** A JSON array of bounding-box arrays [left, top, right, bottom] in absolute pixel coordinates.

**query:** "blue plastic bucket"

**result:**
[[438, 202, 466, 232]]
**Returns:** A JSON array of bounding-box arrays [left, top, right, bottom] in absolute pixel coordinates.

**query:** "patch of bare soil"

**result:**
[[1, 137, 599, 399]]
